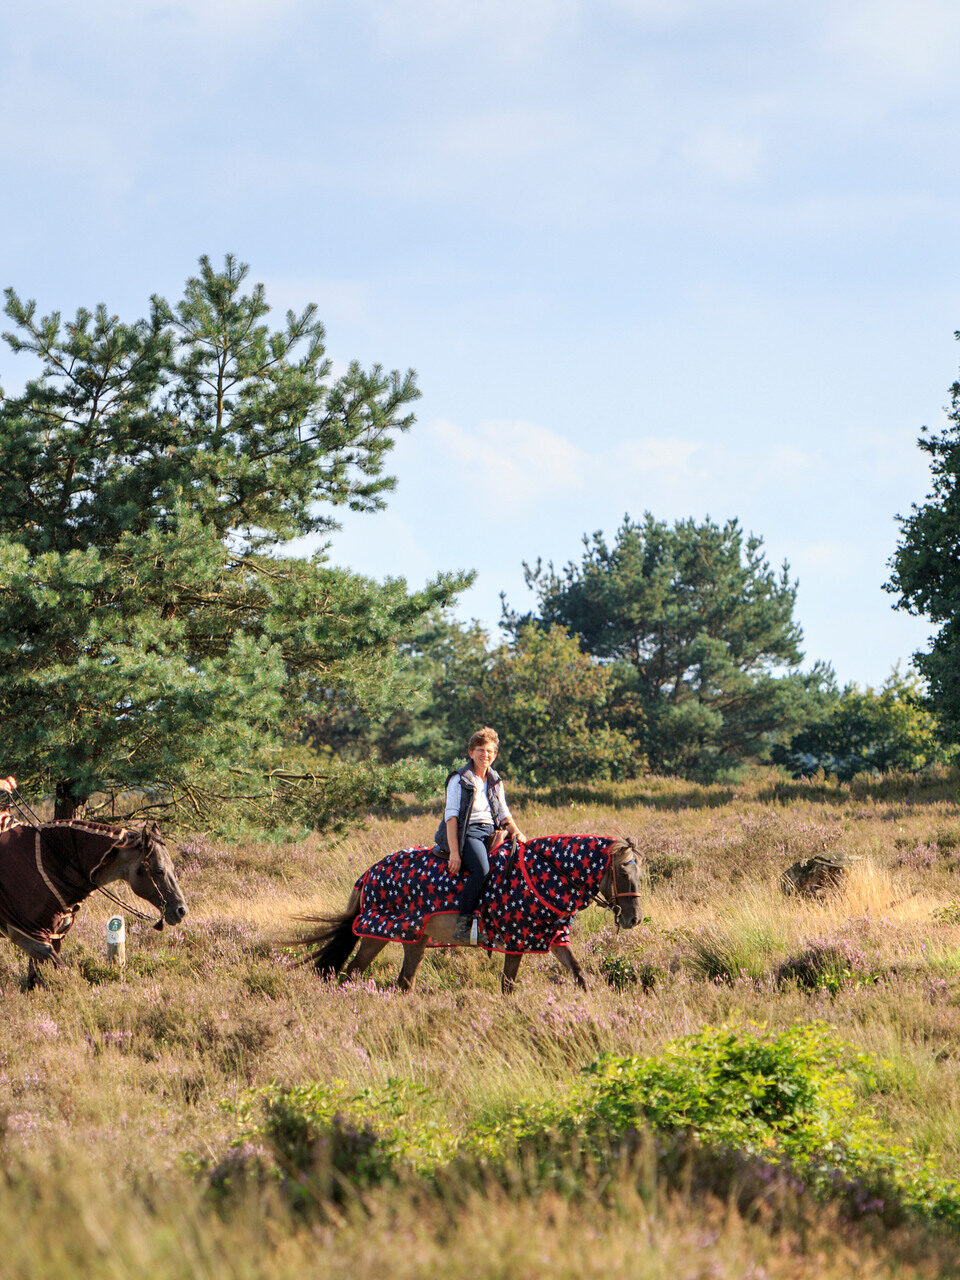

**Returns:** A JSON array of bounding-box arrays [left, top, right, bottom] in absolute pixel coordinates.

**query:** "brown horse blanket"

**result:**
[[0, 822, 109, 946], [353, 834, 613, 954]]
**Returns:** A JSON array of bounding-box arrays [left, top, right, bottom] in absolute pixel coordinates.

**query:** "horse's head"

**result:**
[[602, 838, 645, 929], [110, 822, 188, 928]]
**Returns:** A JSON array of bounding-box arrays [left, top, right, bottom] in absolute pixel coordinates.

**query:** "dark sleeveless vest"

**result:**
[[434, 764, 508, 856]]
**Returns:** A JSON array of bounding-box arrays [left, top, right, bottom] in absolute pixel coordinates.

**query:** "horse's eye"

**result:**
[[623, 858, 637, 867]]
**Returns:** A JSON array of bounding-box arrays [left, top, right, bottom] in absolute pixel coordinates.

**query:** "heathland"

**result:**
[[6, 771, 960, 1278]]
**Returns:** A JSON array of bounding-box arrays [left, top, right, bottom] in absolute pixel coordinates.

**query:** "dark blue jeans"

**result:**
[[458, 823, 494, 916]]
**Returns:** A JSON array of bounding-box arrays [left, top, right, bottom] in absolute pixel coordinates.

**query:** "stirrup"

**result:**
[[453, 915, 477, 946]]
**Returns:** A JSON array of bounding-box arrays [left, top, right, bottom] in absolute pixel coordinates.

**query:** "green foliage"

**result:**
[[325, 612, 640, 786], [222, 1077, 458, 1207], [888, 343, 960, 746], [305, 604, 488, 768], [578, 1025, 872, 1161], [775, 666, 952, 779], [449, 623, 641, 785], [598, 953, 656, 992], [510, 514, 831, 779], [462, 1024, 960, 1229], [212, 1025, 960, 1230], [0, 255, 466, 821], [776, 944, 880, 995]]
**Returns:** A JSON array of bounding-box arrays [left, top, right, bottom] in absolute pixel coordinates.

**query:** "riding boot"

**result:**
[[452, 914, 474, 945]]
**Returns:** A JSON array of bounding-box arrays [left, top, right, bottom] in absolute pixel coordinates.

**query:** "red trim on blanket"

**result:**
[[517, 839, 612, 916], [516, 842, 565, 914], [351, 836, 611, 956]]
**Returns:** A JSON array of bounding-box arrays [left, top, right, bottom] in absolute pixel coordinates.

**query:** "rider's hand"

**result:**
[[0, 777, 15, 793], [448, 853, 461, 876], [515, 830, 527, 844]]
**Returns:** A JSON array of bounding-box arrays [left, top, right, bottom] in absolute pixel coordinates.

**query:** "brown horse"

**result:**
[[297, 834, 644, 994], [0, 819, 187, 986]]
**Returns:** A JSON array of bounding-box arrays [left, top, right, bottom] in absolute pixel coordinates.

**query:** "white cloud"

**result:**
[[30, 0, 303, 35], [435, 108, 579, 164], [427, 417, 698, 504], [616, 437, 700, 473], [828, 0, 960, 86], [791, 540, 863, 578]]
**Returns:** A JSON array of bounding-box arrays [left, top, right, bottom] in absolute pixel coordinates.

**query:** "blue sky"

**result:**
[[3, 0, 960, 685]]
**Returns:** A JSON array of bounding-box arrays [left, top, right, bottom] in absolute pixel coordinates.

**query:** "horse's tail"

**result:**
[[294, 890, 361, 976]]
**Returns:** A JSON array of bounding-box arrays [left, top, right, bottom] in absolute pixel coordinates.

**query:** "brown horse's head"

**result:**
[[107, 823, 188, 928], [603, 838, 645, 929]]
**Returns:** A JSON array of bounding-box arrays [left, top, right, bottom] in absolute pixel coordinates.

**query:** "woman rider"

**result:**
[[434, 728, 526, 944]]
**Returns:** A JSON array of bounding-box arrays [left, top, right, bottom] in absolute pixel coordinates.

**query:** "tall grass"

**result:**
[[5, 769, 960, 1275]]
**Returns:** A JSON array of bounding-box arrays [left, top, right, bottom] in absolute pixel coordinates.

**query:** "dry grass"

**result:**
[[5, 768, 960, 1276]]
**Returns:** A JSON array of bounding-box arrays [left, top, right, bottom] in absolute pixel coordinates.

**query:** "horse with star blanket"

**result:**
[[295, 834, 645, 993]]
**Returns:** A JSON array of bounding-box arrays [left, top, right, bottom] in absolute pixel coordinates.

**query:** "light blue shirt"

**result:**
[[444, 770, 511, 826]]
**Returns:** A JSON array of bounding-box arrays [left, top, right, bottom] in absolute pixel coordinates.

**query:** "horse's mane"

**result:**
[[607, 836, 640, 864], [43, 818, 137, 841], [41, 819, 164, 856]]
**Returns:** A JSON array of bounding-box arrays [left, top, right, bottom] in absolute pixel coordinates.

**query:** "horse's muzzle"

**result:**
[[163, 901, 188, 926]]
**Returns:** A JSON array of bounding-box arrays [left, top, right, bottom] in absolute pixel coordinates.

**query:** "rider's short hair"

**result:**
[[468, 726, 499, 753]]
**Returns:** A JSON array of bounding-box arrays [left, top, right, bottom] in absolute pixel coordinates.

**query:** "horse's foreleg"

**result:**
[[502, 952, 522, 994], [551, 944, 587, 990], [7, 927, 61, 989], [398, 941, 426, 992], [342, 937, 388, 981]]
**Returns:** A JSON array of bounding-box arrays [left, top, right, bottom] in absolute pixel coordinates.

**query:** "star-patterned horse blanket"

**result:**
[[353, 834, 614, 954]]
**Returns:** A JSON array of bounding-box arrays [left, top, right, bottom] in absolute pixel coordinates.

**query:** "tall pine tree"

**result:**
[[0, 255, 466, 821], [508, 513, 828, 778]]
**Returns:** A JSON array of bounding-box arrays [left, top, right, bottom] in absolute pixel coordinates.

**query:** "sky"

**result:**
[[2, 0, 959, 686]]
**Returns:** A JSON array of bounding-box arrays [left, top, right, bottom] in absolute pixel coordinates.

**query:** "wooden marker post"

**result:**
[[106, 915, 125, 970]]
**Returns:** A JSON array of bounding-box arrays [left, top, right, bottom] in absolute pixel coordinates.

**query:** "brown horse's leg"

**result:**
[[342, 937, 388, 980], [551, 944, 587, 990], [502, 952, 522, 994], [398, 941, 426, 992]]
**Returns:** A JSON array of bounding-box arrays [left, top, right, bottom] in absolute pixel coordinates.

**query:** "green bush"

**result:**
[[212, 1026, 960, 1231], [463, 1024, 960, 1229]]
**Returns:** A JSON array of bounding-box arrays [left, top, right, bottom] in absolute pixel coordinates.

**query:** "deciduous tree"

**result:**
[[888, 348, 960, 742], [774, 667, 950, 780]]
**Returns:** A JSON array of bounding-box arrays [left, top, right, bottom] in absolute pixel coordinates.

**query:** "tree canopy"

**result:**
[[0, 255, 466, 821], [509, 513, 829, 777], [774, 667, 951, 780]]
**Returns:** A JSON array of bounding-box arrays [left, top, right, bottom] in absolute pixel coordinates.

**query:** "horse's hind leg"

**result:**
[[342, 937, 388, 981], [550, 944, 587, 990], [398, 941, 426, 992], [502, 952, 522, 995]]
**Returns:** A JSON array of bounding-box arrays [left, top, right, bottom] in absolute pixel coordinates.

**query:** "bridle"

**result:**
[[93, 829, 168, 927], [592, 842, 644, 923]]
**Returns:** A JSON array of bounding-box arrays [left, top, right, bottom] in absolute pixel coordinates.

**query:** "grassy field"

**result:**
[[6, 770, 960, 1277]]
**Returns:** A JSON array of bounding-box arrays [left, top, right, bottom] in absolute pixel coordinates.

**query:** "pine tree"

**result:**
[[508, 514, 828, 778], [0, 255, 466, 821]]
